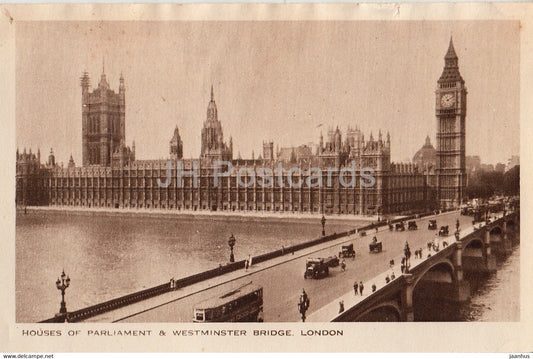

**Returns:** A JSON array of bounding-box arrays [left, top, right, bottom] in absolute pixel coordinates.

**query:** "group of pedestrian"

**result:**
[[400, 256, 410, 274], [414, 248, 423, 259], [427, 236, 440, 253], [385, 271, 397, 283], [353, 280, 364, 296]]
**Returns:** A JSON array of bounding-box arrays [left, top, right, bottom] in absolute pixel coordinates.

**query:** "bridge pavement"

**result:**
[[85, 211, 471, 322]]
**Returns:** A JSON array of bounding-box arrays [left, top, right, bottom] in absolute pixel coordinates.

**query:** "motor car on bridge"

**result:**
[[428, 219, 437, 230], [395, 222, 405, 231], [304, 258, 329, 279], [339, 244, 356, 259], [369, 237, 383, 253]]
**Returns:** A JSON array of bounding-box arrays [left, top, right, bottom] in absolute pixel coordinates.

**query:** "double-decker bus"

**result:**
[[193, 282, 264, 322]]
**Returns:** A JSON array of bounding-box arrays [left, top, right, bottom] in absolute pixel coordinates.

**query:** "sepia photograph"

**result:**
[[2, 3, 532, 354]]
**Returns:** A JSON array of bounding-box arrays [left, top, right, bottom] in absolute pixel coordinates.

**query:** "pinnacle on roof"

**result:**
[[445, 37, 458, 59]]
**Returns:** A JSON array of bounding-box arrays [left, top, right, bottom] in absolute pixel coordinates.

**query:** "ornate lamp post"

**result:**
[[228, 234, 236, 263], [55, 270, 70, 315], [321, 215, 326, 236], [403, 241, 411, 271], [298, 289, 310, 322]]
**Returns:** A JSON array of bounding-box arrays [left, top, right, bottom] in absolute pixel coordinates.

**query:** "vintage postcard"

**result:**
[[1, 2, 532, 354]]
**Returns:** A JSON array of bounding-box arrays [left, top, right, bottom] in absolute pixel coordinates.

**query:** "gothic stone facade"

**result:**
[[17, 41, 470, 215]]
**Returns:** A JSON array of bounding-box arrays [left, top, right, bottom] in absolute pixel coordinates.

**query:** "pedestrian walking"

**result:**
[[359, 281, 364, 295], [390, 272, 396, 280], [341, 259, 346, 272], [419, 248, 423, 258], [433, 236, 440, 252], [353, 281, 359, 295], [245, 259, 249, 271], [427, 241, 432, 252], [372, 284, 377, 293], [385, 275, 390, 283]]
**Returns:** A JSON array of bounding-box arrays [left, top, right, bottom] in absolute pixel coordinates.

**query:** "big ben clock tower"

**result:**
[[435, 38, 467, 209]]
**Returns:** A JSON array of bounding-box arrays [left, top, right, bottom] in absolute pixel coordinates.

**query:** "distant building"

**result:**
[[81, 65, 134, 167], [262, 141, 274, 161], [413, 135, 437, 172], [495, 163, 506, 173], [200, 86, 233, 162], [170, 126, 183, 160], [466, 155, 481, 174], [506, 155, 519, 171], [277, 145, 314, 164], [15, 148, 48, 206]]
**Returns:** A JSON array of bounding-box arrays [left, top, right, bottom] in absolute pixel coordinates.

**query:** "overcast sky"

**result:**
[[16, 21, 519, 165]]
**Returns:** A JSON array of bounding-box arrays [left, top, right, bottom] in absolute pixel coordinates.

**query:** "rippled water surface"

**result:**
[[16, 210, 359, 322], [461, 245, 520, 322]]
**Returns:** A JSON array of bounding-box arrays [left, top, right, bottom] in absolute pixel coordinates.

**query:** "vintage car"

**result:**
[[325, 255, 340, 267], [407, 221, 418, 230], [439, 225, 449, 236], [461, 206, 474, 216], [395, 222, 405, 231], [428, 219, 437, 230], [304, 258, 329, 279], [339, 243, 356, 259], [473, 209, 485, 224], [369, 237, 383, 253]]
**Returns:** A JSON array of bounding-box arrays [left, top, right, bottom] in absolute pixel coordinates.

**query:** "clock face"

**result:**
[[440, 93, 455, 108]]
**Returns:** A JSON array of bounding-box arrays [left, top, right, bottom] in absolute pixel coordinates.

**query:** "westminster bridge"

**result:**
[[308, 210, 519, 321], [40, 208, 519, 323]]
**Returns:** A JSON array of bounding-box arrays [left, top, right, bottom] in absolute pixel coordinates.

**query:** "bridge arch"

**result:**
[[462, 236, 485, 258], [353, 300, 402, 322], [489, 225, 503, 235], [411, 258, 458, 321], [412, 258, 457, 290]]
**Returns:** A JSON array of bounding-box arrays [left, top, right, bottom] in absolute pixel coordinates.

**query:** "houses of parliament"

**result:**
[[16, 39, 467, 216]]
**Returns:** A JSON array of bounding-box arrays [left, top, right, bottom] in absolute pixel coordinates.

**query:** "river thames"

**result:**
[[16, 209, 361, 322], [16, 209, 520, 322]]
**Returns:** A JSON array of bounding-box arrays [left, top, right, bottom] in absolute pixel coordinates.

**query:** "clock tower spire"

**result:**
[[435, 37, 467, 210]]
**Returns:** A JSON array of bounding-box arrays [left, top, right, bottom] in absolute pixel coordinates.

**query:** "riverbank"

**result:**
[[21, 205, 381, 224]]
